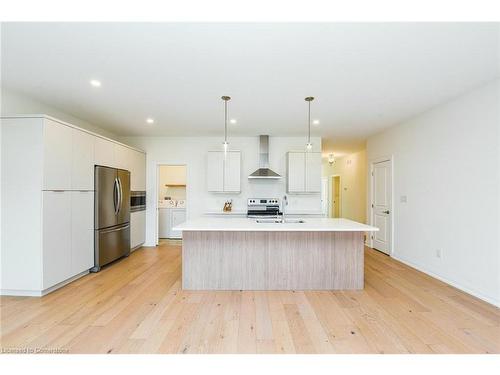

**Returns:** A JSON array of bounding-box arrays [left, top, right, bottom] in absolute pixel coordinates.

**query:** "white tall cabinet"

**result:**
[[207, 151, 241, 193], [1, 115, 146, 296], [287, 151, 322, 193]]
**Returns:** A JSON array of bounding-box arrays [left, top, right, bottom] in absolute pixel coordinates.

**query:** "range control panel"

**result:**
[[247, 198, 281, 217], [247, 198, 280, 205]]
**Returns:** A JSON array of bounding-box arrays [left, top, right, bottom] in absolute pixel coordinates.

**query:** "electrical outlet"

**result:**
[[436, 249, 442, 259]]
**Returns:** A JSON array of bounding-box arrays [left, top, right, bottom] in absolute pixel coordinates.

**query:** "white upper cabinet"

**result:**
[[305, 152, 322, 192], [95, 139, 146, 191], [114, 143, 131, 170], [223, 151, 241, 192], [94, 136, 115, 167], [71, 129, 95, 190], [207, 151, 241, 193], [207, 151, 224, 192], [287, 151, 321, 193], [287, 152, 306, 193], [130, 150, 146, 191], [43, 119, 73, 190]]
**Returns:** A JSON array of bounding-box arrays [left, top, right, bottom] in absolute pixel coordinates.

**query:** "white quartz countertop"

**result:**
[[174, 217, 379, 232]]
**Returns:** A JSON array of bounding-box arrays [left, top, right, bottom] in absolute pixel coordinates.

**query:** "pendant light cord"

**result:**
[[308, 100, 311, 144], [224, 99, 228, 143]]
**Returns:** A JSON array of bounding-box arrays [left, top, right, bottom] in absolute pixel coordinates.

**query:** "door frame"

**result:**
[[155, 163, 188, 245], [368, 155, 394, 255]]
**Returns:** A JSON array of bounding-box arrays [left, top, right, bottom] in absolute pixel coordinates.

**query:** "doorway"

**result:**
[[327, 175, 341, 218], [370, 158, 393, 255], [156, 164, 187, 245], [331, 175, 341, 218]]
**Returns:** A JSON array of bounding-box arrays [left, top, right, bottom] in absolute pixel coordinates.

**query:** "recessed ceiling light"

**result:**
[[312, 119, 320, 125], [90, 79, 101, 87], [146, 118, 155, 124], [229, 119, 237, 124]]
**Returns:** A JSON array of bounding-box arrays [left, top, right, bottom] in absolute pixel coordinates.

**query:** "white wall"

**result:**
[[367, 79, 500, 306], [121, 136, 322, 246], [1, 87, 117, 139]]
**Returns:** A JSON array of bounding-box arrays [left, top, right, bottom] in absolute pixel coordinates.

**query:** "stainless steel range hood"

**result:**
[[248, 135, 281, 179]]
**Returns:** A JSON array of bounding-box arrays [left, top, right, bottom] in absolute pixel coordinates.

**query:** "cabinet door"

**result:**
[[287, 152, 305, 193], [94, 137, 115, 167], [170, 209, 186, 239], [136, 152, 146, 190], [114, 144, 133, 171], [207, 151, 224, 192], [72, 130, 95, 190], [130, 150, 146, 191], [71, 191, 94, 274], [158, 208, 170, 238], [130, 210, 146, 249], [43, 119, 72, 190], [305, 152, 322, 192], [224, 151, 241, 192], [43, 191, 72, 289]]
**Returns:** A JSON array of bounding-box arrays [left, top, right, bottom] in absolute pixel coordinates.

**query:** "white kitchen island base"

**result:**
[[182, 230, 365, 290]]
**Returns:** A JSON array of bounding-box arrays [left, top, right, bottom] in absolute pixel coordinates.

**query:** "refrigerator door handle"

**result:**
[[117, 177, 122, 214], [113, 177, 119, 215], [99, 223, 130, 234]]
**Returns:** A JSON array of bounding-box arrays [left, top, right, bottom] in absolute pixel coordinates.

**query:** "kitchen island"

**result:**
[[174, 217, 378, 291]]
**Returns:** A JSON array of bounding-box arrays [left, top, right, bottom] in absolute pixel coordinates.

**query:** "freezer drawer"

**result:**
[[93, 223, 130, 271]]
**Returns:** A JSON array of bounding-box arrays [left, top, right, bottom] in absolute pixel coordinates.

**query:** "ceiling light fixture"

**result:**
[[328, 153, 335, 166], [305, 96, 314, 151], [221, 96, 231, 154], [229, 119, 237, 124], [90, 79, 101, 87], [313, 119, 320, 125], [146, 118, 154, 124]]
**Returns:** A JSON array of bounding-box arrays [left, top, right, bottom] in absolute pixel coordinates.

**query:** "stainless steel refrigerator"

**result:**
[[92, 166, 131, 272]]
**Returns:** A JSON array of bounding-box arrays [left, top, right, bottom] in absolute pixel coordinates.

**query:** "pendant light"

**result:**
[[305, 96, 314, 151], [221, 96, 231, 154], [328, 153, 335, 166]]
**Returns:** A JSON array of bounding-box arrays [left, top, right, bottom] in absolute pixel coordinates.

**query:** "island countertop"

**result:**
[[174, 217, 379, 232]]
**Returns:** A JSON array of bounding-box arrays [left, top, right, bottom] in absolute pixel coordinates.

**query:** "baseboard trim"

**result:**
[[391, 254, 500, 308], [1, 270, 89, 297]]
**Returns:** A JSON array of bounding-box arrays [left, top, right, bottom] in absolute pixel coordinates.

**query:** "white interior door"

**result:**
[[372, 160, 392, 254]]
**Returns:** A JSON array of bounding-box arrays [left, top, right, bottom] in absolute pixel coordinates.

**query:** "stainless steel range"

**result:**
[[247, 198, 281, 218]]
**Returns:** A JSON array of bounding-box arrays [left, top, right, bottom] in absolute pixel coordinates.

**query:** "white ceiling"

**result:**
[[1, 23, 499, 155]]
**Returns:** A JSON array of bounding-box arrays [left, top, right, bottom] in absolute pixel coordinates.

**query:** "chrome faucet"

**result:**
[[282, 195, 288, 222]]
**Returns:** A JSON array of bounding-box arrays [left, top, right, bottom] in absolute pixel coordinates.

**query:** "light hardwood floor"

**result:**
[[1, 240, 499, 354]]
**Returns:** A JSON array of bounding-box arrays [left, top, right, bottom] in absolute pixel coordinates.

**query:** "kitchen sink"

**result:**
[[255, 219, 283, 223], [283, 219, 305, 223], [255, 218, 305, 224]]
